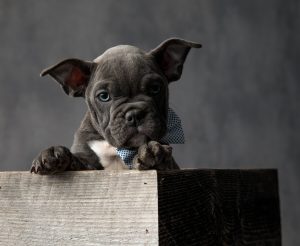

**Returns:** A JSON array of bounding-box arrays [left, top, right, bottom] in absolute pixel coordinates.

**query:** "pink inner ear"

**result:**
[[66, 67, 87, 89], [161, 51, 177, 78]]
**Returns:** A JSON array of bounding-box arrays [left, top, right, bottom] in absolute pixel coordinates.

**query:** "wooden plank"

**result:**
[[0, 169, 281, 245], [0, 170, 158, 246], [158, 169, 281, 245]]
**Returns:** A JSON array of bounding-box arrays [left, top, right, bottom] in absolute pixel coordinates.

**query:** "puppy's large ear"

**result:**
[[149, 38, 202, 82], [41, 59, 96, 97]]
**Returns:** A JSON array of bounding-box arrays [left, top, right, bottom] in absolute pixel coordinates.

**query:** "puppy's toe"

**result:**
[[30, 159, 41, 174]]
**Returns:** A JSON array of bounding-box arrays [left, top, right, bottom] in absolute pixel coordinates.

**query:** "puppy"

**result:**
[[31, 38, 201, 174]]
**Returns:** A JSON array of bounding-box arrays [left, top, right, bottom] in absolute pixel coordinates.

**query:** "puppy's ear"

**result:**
[[41, 59, 96, 97], [149, 38, 202, 82]]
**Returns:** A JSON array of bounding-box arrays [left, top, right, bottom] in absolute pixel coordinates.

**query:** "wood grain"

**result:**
[[0, 170, 158, 246], [158, 169, 281, 246]]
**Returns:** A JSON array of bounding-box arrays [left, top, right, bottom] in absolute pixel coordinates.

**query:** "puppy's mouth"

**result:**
[[124, 132, 149, 148], [119, 123, 165, 148], [108, 105, 167, 148]]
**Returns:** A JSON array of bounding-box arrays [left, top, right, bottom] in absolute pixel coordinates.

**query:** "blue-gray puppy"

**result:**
[[31, 38, 201, 174]]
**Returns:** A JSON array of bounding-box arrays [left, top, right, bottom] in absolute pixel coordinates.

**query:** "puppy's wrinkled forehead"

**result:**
[[92, 45, 159, 86]]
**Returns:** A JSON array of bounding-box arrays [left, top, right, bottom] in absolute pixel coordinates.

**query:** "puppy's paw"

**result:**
[[31, 146, 72, 175], [133, 141, 173, 170]]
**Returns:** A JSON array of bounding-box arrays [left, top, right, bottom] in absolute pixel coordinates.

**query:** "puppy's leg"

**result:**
[[133, 141, 180, 170], [30, 146, 98, 175]]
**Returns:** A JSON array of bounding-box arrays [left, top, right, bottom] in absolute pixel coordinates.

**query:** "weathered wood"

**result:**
[[0, 171, 158, 245], [0, 169, 281, 246], [158, 169, 281, 245]]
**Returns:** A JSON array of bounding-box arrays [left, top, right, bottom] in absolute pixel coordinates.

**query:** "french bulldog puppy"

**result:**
[[31, 38, 201, 174]]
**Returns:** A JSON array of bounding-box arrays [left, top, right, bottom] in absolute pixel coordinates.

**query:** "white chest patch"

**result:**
[[88, 140, 128, 170]]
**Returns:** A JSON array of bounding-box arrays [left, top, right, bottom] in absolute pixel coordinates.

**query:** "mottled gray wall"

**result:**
[[0, 0, 299, 244]]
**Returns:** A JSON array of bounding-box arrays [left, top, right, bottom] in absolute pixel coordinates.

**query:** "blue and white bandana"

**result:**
[[116, 108, 184, 169]]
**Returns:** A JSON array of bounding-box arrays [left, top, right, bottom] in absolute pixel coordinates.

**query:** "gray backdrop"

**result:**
[[0, 0, 299, 244]]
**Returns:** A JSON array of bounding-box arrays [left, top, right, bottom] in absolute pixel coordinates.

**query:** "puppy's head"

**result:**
[[41, 38, 201, 148]]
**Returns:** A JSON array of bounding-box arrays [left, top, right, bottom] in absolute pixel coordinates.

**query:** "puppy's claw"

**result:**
[[30, 165, 36, 173], [36, 166, 41, 174]]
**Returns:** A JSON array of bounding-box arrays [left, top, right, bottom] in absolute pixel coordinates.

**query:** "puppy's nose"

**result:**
[[125, 110, 144, 127]]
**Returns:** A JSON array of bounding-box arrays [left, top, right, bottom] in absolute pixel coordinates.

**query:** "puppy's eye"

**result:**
[[97, 90, 111, 102], [149, 84, 161, 95]]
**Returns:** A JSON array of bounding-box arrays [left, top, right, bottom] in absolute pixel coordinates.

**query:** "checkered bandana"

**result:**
[[116, 108, 184, 169]]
